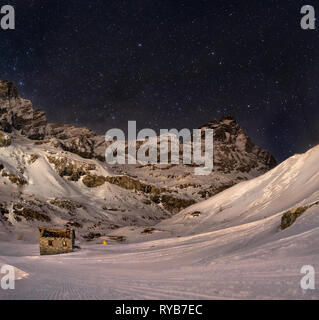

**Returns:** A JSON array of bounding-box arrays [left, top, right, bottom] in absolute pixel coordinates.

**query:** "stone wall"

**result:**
[[39, 236, 73, 256]]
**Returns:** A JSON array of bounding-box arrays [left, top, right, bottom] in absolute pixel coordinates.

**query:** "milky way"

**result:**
[[1, 0, 318, 161]]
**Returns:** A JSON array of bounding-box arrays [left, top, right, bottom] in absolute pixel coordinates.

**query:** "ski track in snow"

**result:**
[[1, 215, 319, 300]]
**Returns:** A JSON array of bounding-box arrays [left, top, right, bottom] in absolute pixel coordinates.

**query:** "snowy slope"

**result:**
[[0, 133, 170, 242], [111, 115, 277, 202], [0, 146, 318, 299], [156, 144, 319, 236]]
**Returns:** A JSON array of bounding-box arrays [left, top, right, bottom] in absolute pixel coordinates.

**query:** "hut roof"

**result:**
[[39, 227, 74, 239]]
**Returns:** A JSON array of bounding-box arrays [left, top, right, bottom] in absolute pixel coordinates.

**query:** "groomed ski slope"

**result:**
[[0, 146, 318, 300]]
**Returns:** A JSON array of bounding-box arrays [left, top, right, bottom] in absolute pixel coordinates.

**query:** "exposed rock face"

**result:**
[[107, 119, 277, 201], [0, 80, 276, 176], [0, 80, 18, 100], [12, 100, 47, 140], [280, 201, 319, 230], [200, 115, 277, 174], [0, 80, 47, 139], [46, 123, 96, 159], [0, 80, 96, 158], [0, 130, 11, 147]]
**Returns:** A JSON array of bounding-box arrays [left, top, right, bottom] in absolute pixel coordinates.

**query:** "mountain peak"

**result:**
[[221, 114, 237, 122], [199, 114, 276, 173], [0, 80, 277, 170]]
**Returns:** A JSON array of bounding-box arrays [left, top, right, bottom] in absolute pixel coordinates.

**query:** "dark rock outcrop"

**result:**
[[0, 80, 97, 158], [0, 130, 11, 147], [200, 115, 277, 174], [0, 80, 47, 139]]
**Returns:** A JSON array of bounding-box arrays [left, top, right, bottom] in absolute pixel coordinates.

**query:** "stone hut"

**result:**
[[39, 227, 75, 256]]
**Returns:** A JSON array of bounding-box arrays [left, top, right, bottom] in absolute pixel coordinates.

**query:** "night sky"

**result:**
[[1, 0, 319, 162]]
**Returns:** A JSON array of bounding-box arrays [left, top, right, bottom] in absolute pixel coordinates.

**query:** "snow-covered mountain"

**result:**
[[157, 144, 319, 236], [112, 115, 276, 201], [0, 80, 277, 241], [0, 133, 174, 242], [1, 80, 318, 299], [0, 145, 318, 299], [0, 80, 276, 173]]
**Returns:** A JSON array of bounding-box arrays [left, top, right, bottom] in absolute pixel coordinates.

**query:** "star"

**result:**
[[0, 1, 317, 163]]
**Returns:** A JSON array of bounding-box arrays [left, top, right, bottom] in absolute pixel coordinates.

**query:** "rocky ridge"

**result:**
[[0, 80, 278, 241], [0, 80, 276, 176]]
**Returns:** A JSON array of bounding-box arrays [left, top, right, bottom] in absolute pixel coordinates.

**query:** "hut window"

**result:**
[[48, 240, 53, 246], [63, 241, 67, 247]]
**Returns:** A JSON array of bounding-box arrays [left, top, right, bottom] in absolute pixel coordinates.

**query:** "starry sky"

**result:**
[[1, 0, 318, 162]]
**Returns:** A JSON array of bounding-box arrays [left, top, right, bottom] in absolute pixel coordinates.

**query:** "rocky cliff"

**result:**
[[0, 80, 276, 172], [200, 115, 276, 174]]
